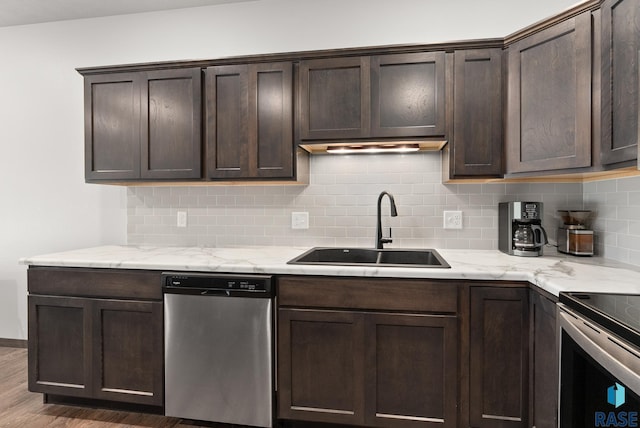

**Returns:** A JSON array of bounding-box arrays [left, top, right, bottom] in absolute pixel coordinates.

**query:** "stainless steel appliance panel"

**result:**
[[558, 298, 640, 427], [165, 293, 273, 427]]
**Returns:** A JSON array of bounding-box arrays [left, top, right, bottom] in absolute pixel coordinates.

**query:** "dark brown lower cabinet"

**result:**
[[28, 295, 90, 396], [364, 313, 457, 428], [278, 276, 459, 428], [279, 308, 457, 428], [529, 290, 558, 428], [27, 268, 163, 408], [278, 309, 365, 426], [468, 286, 529, 428]]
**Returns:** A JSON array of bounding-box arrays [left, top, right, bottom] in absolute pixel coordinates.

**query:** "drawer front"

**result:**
[[28, 267, 162, 300], [278, 276, 458, 313]]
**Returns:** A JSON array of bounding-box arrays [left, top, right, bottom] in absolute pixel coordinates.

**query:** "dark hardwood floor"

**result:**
[[0, 347, 208, 427]]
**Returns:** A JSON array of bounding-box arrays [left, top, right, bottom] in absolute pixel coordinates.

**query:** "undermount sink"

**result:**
[[287, 247, 450, 268]]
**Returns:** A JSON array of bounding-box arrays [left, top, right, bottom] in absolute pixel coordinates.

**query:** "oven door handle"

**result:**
[[559, 306, 640, 396]]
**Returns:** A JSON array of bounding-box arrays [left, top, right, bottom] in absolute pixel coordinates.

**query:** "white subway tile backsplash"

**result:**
[[616, 176, 640, 191], [629, 222, 640, 236], [126, 152, 640, 268]]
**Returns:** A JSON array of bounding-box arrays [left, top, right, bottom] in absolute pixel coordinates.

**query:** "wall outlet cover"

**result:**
[[443, 210, 462, 229], [291, 212, 309, 229]]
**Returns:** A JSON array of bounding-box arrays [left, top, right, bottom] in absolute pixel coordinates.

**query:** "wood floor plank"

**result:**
[[0, 347, 210, 428]]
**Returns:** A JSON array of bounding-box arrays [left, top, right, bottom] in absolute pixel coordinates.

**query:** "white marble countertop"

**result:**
[[19, 245, 640, 297]]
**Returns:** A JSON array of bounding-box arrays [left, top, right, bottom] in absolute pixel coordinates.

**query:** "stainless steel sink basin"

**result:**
[[287, 247, 450, 268]]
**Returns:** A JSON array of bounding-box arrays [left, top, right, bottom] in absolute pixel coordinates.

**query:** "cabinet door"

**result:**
[[469, 287, 529, 427], [371, 52, 446, 138], [450, 49, 503, 178], [506, 12, 592, 173], [92, 300, 163, 406], [299, 57, 370, 140], [364, 313, 457, 428], [278, 308, 365, 425], [84, 72, 141, 180], [141, 68, 202, 179], [529, 291, 558, 428], [600, 0, 640, 165], [28, 295, 92, 398], [251, 62, 294, 178], [206, 62, 294, 179], [206, 65, 250, 178]]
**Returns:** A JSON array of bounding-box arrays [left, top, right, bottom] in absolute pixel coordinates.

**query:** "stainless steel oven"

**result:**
[[558, 293, 640, 428]]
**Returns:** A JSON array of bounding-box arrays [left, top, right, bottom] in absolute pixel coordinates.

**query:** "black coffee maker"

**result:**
[[499, 202, 548, 256]]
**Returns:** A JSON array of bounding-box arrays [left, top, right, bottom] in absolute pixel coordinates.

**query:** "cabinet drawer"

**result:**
[[278, 276, 458, 313], [28, 267, 162, 300]]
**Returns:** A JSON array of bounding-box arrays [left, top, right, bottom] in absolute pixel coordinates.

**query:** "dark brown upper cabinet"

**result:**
[[299, 57, 370, 140], [299, 52, 446, 142], [506, 12, 592, 174], [600, 0, 640, 166], [370, 52, 446, 138], [83, 68, 202, 181], [447, 48, 503, 178], [206, 62, 294, 180], [84, 72, 140, 180], [141, 69, 202, 180]]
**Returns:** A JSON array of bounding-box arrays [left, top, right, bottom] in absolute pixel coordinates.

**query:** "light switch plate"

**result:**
[[291, 212, 309, 229], [443, 211, 462, 229], [177, 211, 187, 228]]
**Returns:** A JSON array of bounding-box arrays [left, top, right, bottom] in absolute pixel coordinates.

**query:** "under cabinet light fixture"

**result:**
[[326, 144, 421, 154], [299, 140, 447, 155]]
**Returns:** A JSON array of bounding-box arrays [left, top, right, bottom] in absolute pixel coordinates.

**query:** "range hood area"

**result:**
[[299, 140, 448, 154]]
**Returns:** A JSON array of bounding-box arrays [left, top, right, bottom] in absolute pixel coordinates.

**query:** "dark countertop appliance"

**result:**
[[499, 202, 548, 257], [558, 292, 640, 427], [557, 210, 594, 256]]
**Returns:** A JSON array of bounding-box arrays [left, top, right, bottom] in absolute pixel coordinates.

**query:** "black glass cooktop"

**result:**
[[560, 292, 640, 348]]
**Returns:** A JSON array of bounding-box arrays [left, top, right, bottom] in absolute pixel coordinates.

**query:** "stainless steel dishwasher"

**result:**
[[163, 272, 274, 427]]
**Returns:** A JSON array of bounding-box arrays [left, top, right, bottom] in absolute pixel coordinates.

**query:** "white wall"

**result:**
[[0, 0, 580, 340]]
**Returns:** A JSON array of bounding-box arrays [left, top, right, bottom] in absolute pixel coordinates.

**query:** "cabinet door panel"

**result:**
[[28, 296, 92, 397], [529, 291, 558, 428], [84, 73, 140, 180], [452, 49, 503, 177], [365, 314, 457, 428], [371, 52, 446, 137], [93, 300, 163, 406], [469, 287, 529, 427], [141, 68, 201, 179], [207, 63, 294, 179], [278, 309, 365, 425], [601, 0, 640, 165], [507, 13, 591, 173], [206, 65, 250, 178], [300, 57, 370, 140], [253, 62, 294, 178]]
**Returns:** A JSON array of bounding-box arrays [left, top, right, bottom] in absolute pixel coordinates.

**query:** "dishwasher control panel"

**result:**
[[162, 272, 272, 295]]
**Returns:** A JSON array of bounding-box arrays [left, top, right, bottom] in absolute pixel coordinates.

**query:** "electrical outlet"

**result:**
[[443, 210, 462, 229], [177, 211, 187, 228], [291, 212, 309, 229]]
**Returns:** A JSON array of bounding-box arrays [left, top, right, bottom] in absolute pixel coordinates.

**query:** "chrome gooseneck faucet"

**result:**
[[376, 191, 398, 249]]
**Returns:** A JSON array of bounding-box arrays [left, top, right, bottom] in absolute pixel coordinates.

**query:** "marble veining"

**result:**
[[19, 245, 640, 297]]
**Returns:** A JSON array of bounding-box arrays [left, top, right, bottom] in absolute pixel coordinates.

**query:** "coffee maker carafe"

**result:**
[[499, 202, 548, 256]]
